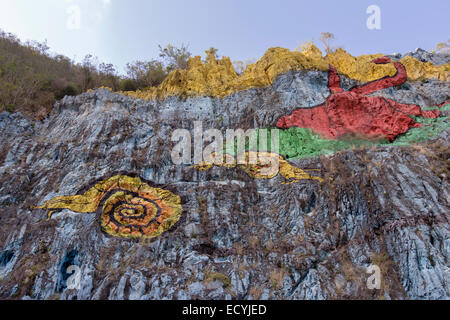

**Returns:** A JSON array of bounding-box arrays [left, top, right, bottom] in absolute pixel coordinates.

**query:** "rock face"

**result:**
[[0, 57, 449, 300], [403, 48, 450, 66], [277, 58, 443, 141]]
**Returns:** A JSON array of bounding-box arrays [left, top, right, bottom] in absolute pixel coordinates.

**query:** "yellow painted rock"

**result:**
[[32, 175, 183, 240], [195, 151, 323, 184], [123, 45, 449, 101]]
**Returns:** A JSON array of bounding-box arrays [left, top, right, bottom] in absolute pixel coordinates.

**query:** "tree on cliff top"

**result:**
[[320, 32, 335, 54], [205, 47, 219, 63], [125, 60, 167, 89], [158, 44, 191, 72], [435, 41, 450, 54]]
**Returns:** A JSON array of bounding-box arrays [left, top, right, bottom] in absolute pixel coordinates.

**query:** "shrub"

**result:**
[[204, 272, 231, 287], [55, 83, 79, 100], [120, 79, 138, 92], [4, 104, 15, 113], [125, 60, 167, 90]]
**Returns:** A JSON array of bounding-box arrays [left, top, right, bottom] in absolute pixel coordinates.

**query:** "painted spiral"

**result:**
[[32, 175, 183, 240]]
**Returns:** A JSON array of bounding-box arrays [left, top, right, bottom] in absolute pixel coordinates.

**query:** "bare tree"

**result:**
[[158, 44, 191, 72], [294, 40, 315, 52], [80, 54, 97, 91], [320, 32, 335, 54], [435, 41, 450, 54], [233, 60, 245, 74], [99, 62, 119, 91], [232, 57, 257, 75]]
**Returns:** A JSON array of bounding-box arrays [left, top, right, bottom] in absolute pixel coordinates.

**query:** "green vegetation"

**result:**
[[204, 272, 231, 287], [0, 31, 112, 117], [125, 60, 167, 89], [0, 29, 191, 118]]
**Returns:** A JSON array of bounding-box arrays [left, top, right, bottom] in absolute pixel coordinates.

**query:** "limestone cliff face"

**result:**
[[0, 50, 449, 300]]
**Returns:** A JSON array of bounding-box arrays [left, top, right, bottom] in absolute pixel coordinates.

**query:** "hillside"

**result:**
[[0, 31, 188, 120], [0, 31, 118, 119]]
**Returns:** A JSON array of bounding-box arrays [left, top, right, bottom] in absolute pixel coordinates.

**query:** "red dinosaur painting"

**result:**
[[277, 57, 447, 141]]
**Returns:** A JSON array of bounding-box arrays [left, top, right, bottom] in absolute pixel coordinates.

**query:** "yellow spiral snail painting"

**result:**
[[32, 175, 183, 240]]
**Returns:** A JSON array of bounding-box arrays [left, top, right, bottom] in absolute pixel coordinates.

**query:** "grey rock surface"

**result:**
[[0, 69, 449, 300], [389, 48, 450, 66], [404, 48, 450, 66]]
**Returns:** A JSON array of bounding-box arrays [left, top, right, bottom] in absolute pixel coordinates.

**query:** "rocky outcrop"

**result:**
[[0, 48, 449, 300], [123, 45, 450, 101], [402, 48, 450, 66]]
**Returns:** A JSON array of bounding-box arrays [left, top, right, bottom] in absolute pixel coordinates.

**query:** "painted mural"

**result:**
[[196, 152, 323, 184], [277, 57, 447, 141], [32, 175, 183, 240], [32, 48, 450, 242]]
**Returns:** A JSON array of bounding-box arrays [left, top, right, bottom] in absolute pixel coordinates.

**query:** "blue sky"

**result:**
[[0, 0, 448, 74]]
